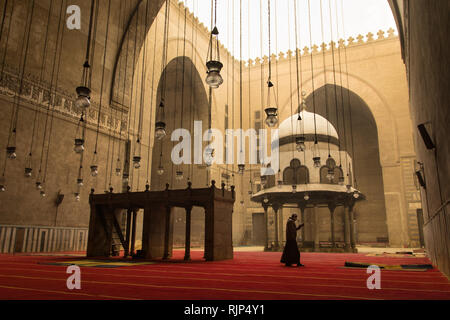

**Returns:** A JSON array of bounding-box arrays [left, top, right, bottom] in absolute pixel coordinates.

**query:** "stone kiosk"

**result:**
[[87, 181, 235, 261]]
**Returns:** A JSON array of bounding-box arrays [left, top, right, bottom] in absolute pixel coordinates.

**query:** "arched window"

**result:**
[[283, 159, 309, 185], [320, 166, 330, 184], [320, 160, 344, 185]]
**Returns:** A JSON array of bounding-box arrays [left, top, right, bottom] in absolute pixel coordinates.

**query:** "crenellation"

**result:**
[[356, 34, 364, 44]]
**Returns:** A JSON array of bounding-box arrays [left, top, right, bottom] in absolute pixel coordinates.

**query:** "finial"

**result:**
[[145, 184, 150, 192], [127, 186, 131, 192], [109, 187, 113, 193], [211, 180, 216, 188], [187, 181, 192, 189], [165, 183, 170, 191], [90, 188, 95, 194]]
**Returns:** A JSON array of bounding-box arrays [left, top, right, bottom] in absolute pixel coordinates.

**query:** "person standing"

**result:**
[[281, 214, 305, 267]]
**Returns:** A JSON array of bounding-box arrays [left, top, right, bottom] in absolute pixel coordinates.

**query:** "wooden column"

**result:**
[[124, 209, 132, 257], [328, 203, 336, 248], [313, 205, 320, 251], [163, 206, 172, 260], [130, 209, 137, 256], [184, 206, 192, 261], [263, 204, 269, 251]]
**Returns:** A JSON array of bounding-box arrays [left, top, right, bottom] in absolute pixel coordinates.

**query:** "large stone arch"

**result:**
[[279, 70, 400, 165], [150, 56, 210, 191], [109, 0, 219, 117], [279, 69, 410, 245]]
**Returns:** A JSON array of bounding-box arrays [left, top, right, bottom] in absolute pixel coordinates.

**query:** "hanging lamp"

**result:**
[[155, 101, 167, 140], [155, 1, 170, 141], [24, 153, 33, 178], [74, 115, 85, 154], [0, 175, 5, 192], [326, 156, 336, 181], [133, 155, 141, 169], [175, 170, 184, 181], [313, 141, 321, 168], [205, 0, 223, 89], [90, 151, 98, 177], [292, 185, 297, 194], [115, 158, 122, 176], [296, 136, 306, 152], [264, 0, 278, 128]]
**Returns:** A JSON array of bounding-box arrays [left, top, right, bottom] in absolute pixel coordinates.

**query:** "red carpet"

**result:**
[[0, 250, 448, 300]]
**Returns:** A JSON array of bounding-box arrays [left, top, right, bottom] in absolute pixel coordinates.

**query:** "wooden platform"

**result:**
[[86, 181, 235, 261]]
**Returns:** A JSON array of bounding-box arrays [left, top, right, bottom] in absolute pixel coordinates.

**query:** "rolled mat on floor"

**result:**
[[345, 261, 433, 270]]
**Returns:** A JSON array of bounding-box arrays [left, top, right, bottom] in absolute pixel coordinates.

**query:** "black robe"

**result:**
[[280, 218, 304, 265]]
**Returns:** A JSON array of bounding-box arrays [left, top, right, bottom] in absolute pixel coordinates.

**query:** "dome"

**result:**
[[278, 111, 339, 140]]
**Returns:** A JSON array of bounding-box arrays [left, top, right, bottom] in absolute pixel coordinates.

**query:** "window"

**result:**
[[283, 159, 309, 185]]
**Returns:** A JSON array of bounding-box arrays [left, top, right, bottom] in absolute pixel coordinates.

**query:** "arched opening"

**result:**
[[305, 84, 389, 244], [151, 56, 209, 190]]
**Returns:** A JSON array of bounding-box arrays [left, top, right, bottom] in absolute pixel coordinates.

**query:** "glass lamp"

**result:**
[[90, 165, 98, 177], [157, 166, 164, 176], [77, 178, 84, 187], [0, 176, 5, 192], [133, 156, 141, 169], [155, 121, 167, 140], [74, 139, 84, 154], [24, 167, 33, 178], [296, 137, 306, 152], [264, 107, 278, 128], [292, 185, 297, 194], [75, 86, 91, 110], [304, 193, 310, 201], [313, 157, 321, 168], [326, 168, 335, 182], [353, 191, 360, 199], [176, 171, 184, 181], [238, 164, 245, 175], [206, 60, 224, 89], [6, 146, 16, 159], [36, 181, 43, 190], [75, 193, 81, 202], [346, 184, 352, 193], [205, 27, 223, 89]]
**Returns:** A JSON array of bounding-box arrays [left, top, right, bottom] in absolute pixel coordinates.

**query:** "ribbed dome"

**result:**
[[278, 111, 339, 140]]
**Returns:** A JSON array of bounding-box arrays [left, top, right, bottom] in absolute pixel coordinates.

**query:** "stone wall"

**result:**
[[391, 0, 450, 278]]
